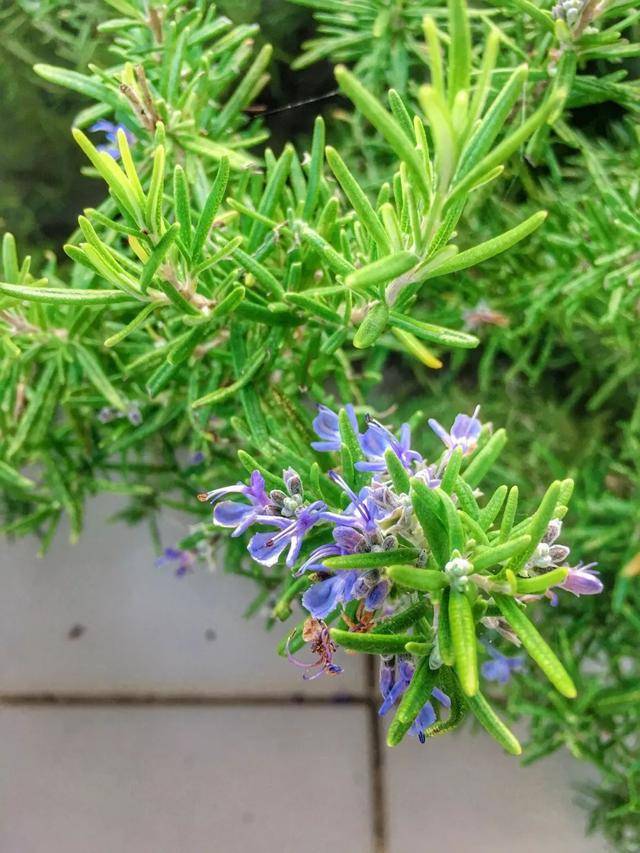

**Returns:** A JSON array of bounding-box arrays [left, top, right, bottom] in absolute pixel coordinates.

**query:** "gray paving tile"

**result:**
[[384, 723, 609, 852], [0, 496, 365, 695], [0, 705, 372, 853]]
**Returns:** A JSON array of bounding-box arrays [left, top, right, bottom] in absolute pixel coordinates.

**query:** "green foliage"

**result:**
[[1, 1, 556, 547], [293, 0, 640, 118]]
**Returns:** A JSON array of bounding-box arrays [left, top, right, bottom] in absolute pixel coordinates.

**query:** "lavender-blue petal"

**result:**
[[481, 658, 512, 684], [302, 575, 345, 619], [213, 500, 253, 529], [248, 530, 290, 567], [431, 686, 451, 709], [365, 580, 389, 611]]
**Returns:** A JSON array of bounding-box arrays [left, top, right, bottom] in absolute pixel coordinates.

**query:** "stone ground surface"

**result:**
[[0, 497, 609, 852]]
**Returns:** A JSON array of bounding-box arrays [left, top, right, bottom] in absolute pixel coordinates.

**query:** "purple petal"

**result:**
[[332, 525, 365, 551], [354, 459, 387, 472], [295, 544, 341, 576], [90, 119, 116, 133], [247, 470, 268, 504], [397, 658, 414, 683], [311, 440, 340, 452], [427, 417, 450, 445], [560, 565, 603, 596], [360, 423, 392, 458], [365, 580, 389, 611], [379, 660, 395, 698], [481, 658, 512, 683], [431, 687, 451, 709], [410, 701, 436, 737], [313, 405, 339, 439], [378, 679, 408, 716], [302, 575, 345, 619], [248, 530, 290, 567], [450, 412, 481, 442], [286, 532, 304, 567], [340, 570, 360, 602], [213, 500, 253, 529]]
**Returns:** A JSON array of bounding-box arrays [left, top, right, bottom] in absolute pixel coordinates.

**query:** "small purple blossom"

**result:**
[[89, 120, 136, 159], [200, 470, 271, 537], [311, 404, 358, 452], [302, 571, 359, 619], [155, 547, 196, 578], [428, 405, 482, 457], [358, 417, 422, 474], [248, 501, 330, 568], [378, 657, 450, 743], [481, 644, 525, 684], [558, 562, 603, 597], [379, 655, 395, 697], [301, 566, 389, 621]]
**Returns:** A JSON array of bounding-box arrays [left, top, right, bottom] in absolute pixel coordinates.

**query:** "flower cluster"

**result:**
[[200, 404, 603, 751]]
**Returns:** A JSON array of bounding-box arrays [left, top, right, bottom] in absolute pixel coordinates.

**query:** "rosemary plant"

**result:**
[[198, 403, 602, 753]]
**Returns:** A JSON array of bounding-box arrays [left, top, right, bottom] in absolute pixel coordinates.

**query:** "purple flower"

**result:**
[[358, 418, 422, 474], [327, 473, 392, 538], [295, 472, 397, 614], [89, 120, 136, 159], [379, 655, 395, 697], [302, 571, 358, 619], [248, 501, 329, 567], [155, 547, 195, 578], [379, 657, 415, 716], [481, 644, 524, 684], [558, 562, 603, 597], [292, 484, 385, 577], [428, 406, 482, 457], [199, 464, 331, 569], [200, 470, 272, 537], [378, 657, 450, 742], [311, 404, 358, 452]]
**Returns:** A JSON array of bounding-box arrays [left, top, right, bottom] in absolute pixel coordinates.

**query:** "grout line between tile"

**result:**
[[1, 679, 390, 853], [365, 657, 388, 853], [0, 691, 369, 707]]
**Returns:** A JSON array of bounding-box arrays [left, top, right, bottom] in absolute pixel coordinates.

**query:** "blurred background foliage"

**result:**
[[0, 0, 329, 249], [0, 1, 110, 248]]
